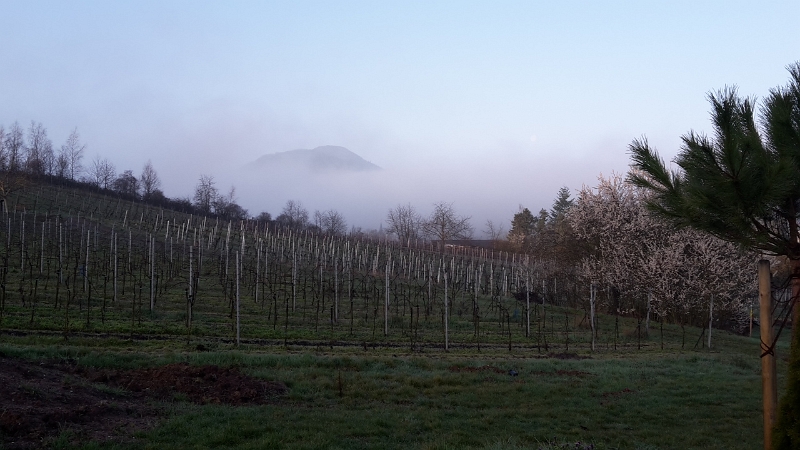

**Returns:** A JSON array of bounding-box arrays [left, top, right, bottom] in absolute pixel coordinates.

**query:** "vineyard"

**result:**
[[0, 182, 785, 450], [0, 182, 676, 353]]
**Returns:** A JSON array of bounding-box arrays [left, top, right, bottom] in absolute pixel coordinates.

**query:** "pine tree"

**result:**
[[550, 186, 574, 222], [507, 207, 536, 249], [629, 61, 800, 448]]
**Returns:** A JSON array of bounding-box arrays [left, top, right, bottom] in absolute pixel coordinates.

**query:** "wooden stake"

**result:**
[[759, 259, 777, 450], [84, 229, 89, 293], [236, 251, 240, 347], [113, 233, 117, 303], [590, 283, 596, 352], [444, 268, 449, 352], [150, 236, 154, 312], [384, 261, 389, 336], [646, 291, 651, 337], [525, 274, 530, 338], [334, 256, 339, 323], [708, 295, 714, 349], [188, 245, 193, 329]]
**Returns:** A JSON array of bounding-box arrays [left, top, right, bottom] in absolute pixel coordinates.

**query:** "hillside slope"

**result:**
[[250, 146, 381, 172]]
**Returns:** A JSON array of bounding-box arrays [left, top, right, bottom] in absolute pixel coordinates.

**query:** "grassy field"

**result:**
[[0, 315, 790, 450]]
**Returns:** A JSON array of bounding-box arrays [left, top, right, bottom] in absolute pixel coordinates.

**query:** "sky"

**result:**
[[1, 1, 798, 234]]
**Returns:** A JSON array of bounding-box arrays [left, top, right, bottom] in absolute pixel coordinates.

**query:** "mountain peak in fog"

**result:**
[[251, 146, 381, 172]]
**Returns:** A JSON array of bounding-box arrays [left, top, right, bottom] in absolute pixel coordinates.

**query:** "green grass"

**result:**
[[0, 324, 790, 450], [117, 351, 771, 449]]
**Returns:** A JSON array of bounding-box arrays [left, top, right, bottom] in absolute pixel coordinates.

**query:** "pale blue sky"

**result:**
[[1, 1, 798, 230]]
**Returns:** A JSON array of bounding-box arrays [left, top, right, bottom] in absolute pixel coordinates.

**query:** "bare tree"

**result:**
[[59, 128, 85, 180], [313, 210, 325, 231], [213, 185, 235, 215], [276, 200, 308, 229], [327, 210, 348, 236], [421, 202, 473, 251], [55, 152, 69, 178], [88, 156, 116, 189], [113, 170, 139, 197], [4, 122, 25, 173], [385, 203, 422, 245], [42, 141, 55, 175], [314, 209, 348, 236], [25, 121, 54, 175], [483, 220, 506, 242], [140, 160, 161, 200], [420, 202, 471, 353], [211, 185, 248, 219], [0, 123, 28, 211], [193, 174, 218, 214], [25, 121, 44, 175]]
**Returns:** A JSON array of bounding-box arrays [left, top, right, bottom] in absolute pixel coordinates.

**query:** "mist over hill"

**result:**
[[233, 147, 524, 235], [221, 144, 596, 236], [250, 146, 381, 172]]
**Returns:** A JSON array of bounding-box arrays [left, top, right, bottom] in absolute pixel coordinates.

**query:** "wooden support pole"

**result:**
[[444, 269, 449, 352], [590, 283, 596, 352], [113, 233, 117, 303], [236, 251, 240, 347], [708, 295, 714, 349], [335, 256, 339, 323], [384, 261, 389, 336], [150, 236, 154, 312], [188, 245, 193, 329], [759, 259, 777, 450], [525, 274, 530, 338], [645, 291, 651, 337]]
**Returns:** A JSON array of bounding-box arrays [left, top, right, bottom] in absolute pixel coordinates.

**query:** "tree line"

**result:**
[[0, 121, 259, 220]]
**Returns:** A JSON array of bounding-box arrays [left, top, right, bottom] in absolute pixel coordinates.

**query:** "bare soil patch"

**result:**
[[76, 362, 288, 405], [0, 354, 286, 449], [0, 354, 158, 449]]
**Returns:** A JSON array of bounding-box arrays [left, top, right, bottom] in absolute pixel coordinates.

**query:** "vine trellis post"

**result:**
[[590, 283, 596, 352], [384, 261, 389, 336], [236, 250, 241, 347], [444, 268, 449, 352]]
